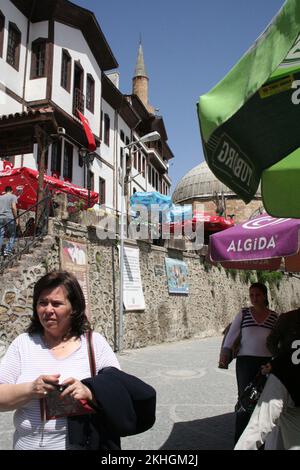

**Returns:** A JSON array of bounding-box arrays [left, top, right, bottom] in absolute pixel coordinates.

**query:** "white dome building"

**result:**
[[172, 162, 262, 224]]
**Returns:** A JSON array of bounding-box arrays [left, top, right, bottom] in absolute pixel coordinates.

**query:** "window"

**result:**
[[100, 111, 103, 141], [30, 39, 46, 78], [99, 177, 106, 205], [148, 165, 151, 184], [51, 141, 62, 176], [125, 137, 130, 146], [7, 22, 21, 70], [142, 156, 145, 177], [133, 151, 137, 169], [104, 113, 110, 146], [86, 74, 95, 113], [73, 61, 84, 114], [0, 11, 4, 58], [120, 147, 124, 171], [120, 130, 125, 142], [63, 141, 73, 181], [61, 49, 71, 92], [138, 152, 141, 172]]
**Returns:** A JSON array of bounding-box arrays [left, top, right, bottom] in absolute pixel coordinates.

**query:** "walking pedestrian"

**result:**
[[0, 186, 19, 257], [218, 282, 278, 443]]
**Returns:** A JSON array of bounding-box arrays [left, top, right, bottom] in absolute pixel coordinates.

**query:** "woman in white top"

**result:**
[[0, 271, 120, 450], [219, 282, 278, 443]]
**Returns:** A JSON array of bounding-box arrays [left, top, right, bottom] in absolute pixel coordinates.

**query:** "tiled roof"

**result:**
[[0, 107, 54, 122]]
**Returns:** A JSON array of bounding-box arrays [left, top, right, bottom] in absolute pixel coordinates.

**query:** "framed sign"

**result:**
[[60, 239, 91, 317], [165, 258, 189, 294], [122, 245, 145, 311]]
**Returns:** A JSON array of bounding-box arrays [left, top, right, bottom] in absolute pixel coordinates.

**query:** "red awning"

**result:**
[[0, 167, 98, 210]]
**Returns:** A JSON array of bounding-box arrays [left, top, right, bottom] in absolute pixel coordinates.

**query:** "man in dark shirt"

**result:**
[[0, 186, 18, 257], [267, 308, 300, 356]]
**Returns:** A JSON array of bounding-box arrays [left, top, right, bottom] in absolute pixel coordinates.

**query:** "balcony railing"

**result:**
[[73, 88, 85, 115]]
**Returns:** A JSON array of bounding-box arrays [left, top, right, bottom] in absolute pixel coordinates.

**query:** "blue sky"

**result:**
[[74, 0, 285, 190]]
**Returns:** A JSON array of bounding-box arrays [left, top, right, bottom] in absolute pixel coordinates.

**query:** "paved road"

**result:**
[[0, 336, 237, 450]]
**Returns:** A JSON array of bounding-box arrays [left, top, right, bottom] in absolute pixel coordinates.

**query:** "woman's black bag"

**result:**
[[235, 371, 267, 413]]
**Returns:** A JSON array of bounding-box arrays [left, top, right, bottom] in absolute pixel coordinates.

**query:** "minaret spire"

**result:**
[[134, 38, 148, 79], [132, 37, 154, 113]]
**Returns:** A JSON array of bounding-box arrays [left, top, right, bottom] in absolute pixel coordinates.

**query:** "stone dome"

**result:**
[[172, 161, 261, 204]]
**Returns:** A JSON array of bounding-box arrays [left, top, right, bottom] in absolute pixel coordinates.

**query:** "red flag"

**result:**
[[76, 109, 97, 152]]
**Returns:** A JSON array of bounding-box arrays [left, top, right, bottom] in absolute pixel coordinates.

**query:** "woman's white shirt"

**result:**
[[223, 308, 278, 357], [0, 332, 120, 450]]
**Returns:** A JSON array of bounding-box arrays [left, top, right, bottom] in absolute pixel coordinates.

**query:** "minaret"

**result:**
[[132, 40, 154, 114]]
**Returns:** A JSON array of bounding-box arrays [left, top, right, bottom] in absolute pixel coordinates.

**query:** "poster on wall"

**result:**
[[165, 257, 189, 294], [122, 245, 145, 311], [60, 239, 91, 317]]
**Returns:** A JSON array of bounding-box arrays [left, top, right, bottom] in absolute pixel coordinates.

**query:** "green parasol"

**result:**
[[197, 0, 300, 217]]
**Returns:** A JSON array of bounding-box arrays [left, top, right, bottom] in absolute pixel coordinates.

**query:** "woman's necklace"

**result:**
[[43, 335, 73, 351]]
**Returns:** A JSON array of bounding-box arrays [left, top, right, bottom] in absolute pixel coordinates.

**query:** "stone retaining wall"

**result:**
[[1, 218, 300, 355]]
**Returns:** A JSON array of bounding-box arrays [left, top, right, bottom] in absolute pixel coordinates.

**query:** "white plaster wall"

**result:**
[[25, 21, 48, 102], [92, 159, 114, 210], [52, 22, 101, 136], [0, 1, 28, 99], [0, 89, 22, 114]]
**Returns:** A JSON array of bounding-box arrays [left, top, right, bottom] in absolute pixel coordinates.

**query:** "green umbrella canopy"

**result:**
[[197, 0, 300, 212]]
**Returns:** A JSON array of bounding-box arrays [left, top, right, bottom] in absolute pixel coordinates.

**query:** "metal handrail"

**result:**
[[0, 194, 52, 274]]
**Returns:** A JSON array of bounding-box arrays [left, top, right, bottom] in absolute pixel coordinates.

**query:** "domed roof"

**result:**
[[172, 161, 261, 204]]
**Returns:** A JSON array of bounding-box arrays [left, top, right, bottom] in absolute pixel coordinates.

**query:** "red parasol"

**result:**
[[163, 211, 234, 235], [0, 167, 98, 210]]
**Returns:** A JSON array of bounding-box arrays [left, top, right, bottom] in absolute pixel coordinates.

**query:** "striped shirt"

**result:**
[[0, 332, 120, 450], [223, 307, 278, 357]]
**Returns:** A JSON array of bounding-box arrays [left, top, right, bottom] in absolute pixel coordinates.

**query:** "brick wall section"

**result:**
[[1, 218, 300, 357]]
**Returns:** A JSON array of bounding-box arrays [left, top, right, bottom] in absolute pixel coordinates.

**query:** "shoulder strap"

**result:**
[[86, 330, 96, 377]]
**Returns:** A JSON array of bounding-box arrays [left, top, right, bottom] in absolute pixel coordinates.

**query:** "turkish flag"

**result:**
[[76, 109, 97, 152]]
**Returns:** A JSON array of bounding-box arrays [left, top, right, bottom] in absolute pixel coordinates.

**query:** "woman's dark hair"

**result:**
[[249, 282, 269, 306], [27, 271, 91, 336]]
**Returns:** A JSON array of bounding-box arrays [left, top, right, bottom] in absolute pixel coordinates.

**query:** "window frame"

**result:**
[[51, 140, 62, 176], [0, 11, 5, 58], [6, 22, 21, 70], [63, 141, 73, 181], [99, 177, 106, 205], [86, 73, 95, 113], [60, 48, 71, 92], [30, 38, 47, 79], [104, 113, 110, 146]]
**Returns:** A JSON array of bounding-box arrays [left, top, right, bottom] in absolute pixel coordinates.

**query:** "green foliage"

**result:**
[[226, 268, 237, 280], [202, 258, 212, 272], [239, 270, 257, 284], [256, 270, 283, 288]]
